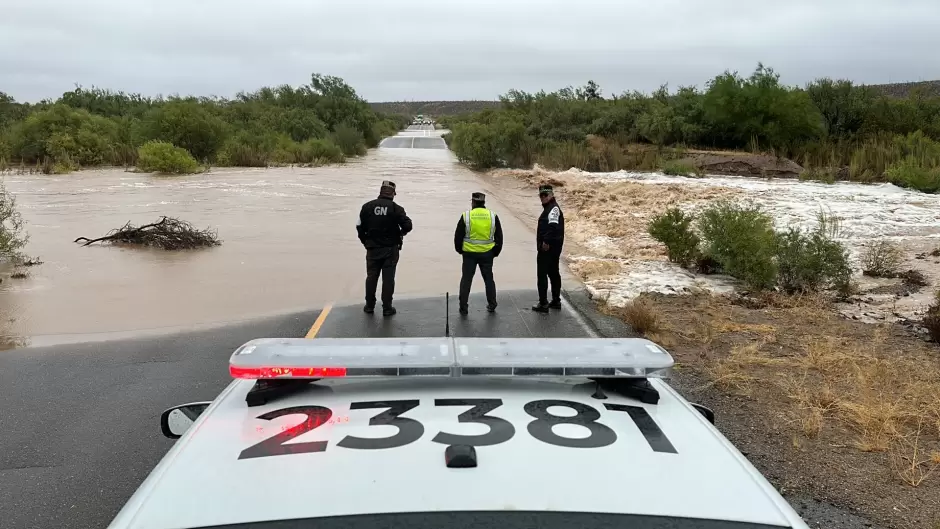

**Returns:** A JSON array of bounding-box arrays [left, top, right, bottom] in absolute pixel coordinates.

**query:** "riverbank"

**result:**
[[481, 164, 940, 529]]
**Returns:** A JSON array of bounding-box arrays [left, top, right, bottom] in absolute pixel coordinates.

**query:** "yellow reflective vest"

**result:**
[[462, 207, 496, 253]]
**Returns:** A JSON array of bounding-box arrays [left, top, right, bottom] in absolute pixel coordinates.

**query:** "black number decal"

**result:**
[[432, 399, 516, 447], [523, 399, 616, 448], [238, 406, 333, 460], [604, 403, 677, 453], [337, 400, 424, 450]]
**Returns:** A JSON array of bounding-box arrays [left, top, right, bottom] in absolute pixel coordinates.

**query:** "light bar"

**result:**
[[453, 338, 673, 377], [229, 337, 673, 380], [229, 338, 455, 379]]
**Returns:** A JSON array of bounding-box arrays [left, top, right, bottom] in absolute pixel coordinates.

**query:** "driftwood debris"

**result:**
[[74, 216, 221, 250]]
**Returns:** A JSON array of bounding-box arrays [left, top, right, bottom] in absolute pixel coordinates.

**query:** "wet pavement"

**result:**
[[0, 290, 615, 529], [1, 126, 571, 346]]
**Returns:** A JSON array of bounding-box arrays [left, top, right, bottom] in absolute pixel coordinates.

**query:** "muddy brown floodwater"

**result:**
[[0, 133, 569, 347]]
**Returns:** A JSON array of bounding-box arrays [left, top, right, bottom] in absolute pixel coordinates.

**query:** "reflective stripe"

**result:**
[[462, 208, 496, 252]]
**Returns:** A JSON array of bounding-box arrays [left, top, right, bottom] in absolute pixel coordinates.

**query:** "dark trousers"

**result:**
[[537, 249, 562, 304], [365, 246, 400, 308], [459, 250, 497, 308]]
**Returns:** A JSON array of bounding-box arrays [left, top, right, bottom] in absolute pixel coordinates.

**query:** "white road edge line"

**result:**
[[561, 295, 599, 338]]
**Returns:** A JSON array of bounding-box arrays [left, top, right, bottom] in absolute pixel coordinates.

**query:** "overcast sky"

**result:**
[[2, 0, 939, 103]]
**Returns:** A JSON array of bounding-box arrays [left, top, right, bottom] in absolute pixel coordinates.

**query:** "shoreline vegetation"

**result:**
[[441, 64, 940, 194], [0, 73, 410, 176]]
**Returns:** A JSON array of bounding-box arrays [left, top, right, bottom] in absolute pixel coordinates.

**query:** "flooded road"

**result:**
[[0, 128, 562, 346]]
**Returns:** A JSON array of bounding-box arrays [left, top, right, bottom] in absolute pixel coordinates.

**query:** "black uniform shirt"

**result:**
[[536, 198, 564, 251], [357, 196, 413, 249]]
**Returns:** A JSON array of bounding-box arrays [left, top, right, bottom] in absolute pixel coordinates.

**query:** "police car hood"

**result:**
[[111, 378, 803, 529]]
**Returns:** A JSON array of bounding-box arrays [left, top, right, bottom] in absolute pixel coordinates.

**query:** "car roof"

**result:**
[[110, 375, 805, 529]]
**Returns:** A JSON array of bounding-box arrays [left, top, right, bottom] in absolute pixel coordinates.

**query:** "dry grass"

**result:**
[[601, 295, 663, 338], [617, 292, 940, 492]]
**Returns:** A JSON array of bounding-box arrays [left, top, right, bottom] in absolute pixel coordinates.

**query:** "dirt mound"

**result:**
[[681, 152, 804, 178]]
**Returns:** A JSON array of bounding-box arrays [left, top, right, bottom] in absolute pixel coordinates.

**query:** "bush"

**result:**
[[698, 201, 778, 290], [449, 122, 503, 169], [297, 138, 344, 164], [861, 239, 904, 277], [924, 291, 940, 343], [331, 123, 366, 156], [136, 141, 202, 174], [775, 226, 851, 294], [885, 157, 940, 193], [0, 178, 29, 262], [143, 101, 227, 161], [661, 160, 700, 177], [11, 105, 119, 166], [648, 207, 700, 266]]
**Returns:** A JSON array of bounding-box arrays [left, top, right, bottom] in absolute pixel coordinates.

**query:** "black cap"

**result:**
[[471, 192, 485, 201], [381, 180, 396, 190], [538, 184, 553, 194]]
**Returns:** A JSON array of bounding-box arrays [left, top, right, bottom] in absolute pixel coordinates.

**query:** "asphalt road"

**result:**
[[380, 136, 447, 149], [380, 124, 447, 149], [0, 289, 625, 529]]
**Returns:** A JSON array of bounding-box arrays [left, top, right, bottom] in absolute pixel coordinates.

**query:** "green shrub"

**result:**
[[449, 122, 503, 169], [775, 226, 851, 294], [297, 138, 344, 164], [136, 141, 201, 174], [11, 105, 120, 166], [698, 201, 778, 290], [143, 101, 227, 161], [331, 123, 366, 156], [215, 132, 273, 167], [885, 157, 940, 193], [648, 207, 700, 266], [661, 160, 700, 177]]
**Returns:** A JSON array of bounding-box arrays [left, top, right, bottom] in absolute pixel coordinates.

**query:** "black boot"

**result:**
[[548, 300, 562, 310], [383, 306, 397, 317], [531, 302, 549, 313], [459, 305, 469, 315], [486, 304, 497, 313], [363, 305, 375, 314]]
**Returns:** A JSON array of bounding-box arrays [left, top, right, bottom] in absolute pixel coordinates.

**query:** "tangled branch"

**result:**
[[74, 216, 221, 250]]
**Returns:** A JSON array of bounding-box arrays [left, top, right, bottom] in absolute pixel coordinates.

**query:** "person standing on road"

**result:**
[[357, 180, 413, 316], [454, 192, 503, 315], [532, 184, 564, 313]]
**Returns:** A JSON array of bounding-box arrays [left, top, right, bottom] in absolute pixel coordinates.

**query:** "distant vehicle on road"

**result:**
[[109, 337, 810, 529]]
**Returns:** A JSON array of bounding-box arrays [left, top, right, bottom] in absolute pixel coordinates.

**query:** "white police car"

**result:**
[[109, 337, 810, 529]]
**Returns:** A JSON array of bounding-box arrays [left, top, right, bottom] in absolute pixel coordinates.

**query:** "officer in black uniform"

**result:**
[[532, 184, 565, 313], [356, 180, 413, 316]]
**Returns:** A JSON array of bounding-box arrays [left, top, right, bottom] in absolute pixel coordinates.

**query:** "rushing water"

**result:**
[[0, 130, 549, 347]]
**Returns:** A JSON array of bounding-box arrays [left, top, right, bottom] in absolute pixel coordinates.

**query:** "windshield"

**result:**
[[188, 512, 790, 529]]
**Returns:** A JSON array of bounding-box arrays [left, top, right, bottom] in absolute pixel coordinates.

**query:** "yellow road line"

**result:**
[[305, 303, 333, 339]]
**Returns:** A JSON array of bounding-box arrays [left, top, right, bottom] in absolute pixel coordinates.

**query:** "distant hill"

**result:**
[[369, 100, 499, 117], [867, 80, 940, 98], [370, 80, 940, 117]]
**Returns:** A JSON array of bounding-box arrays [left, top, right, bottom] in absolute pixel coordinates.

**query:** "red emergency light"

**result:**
[[230, 365, 347, 379]]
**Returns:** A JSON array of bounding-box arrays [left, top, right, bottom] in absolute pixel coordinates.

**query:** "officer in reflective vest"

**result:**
[[454, 192, 503, 315]]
